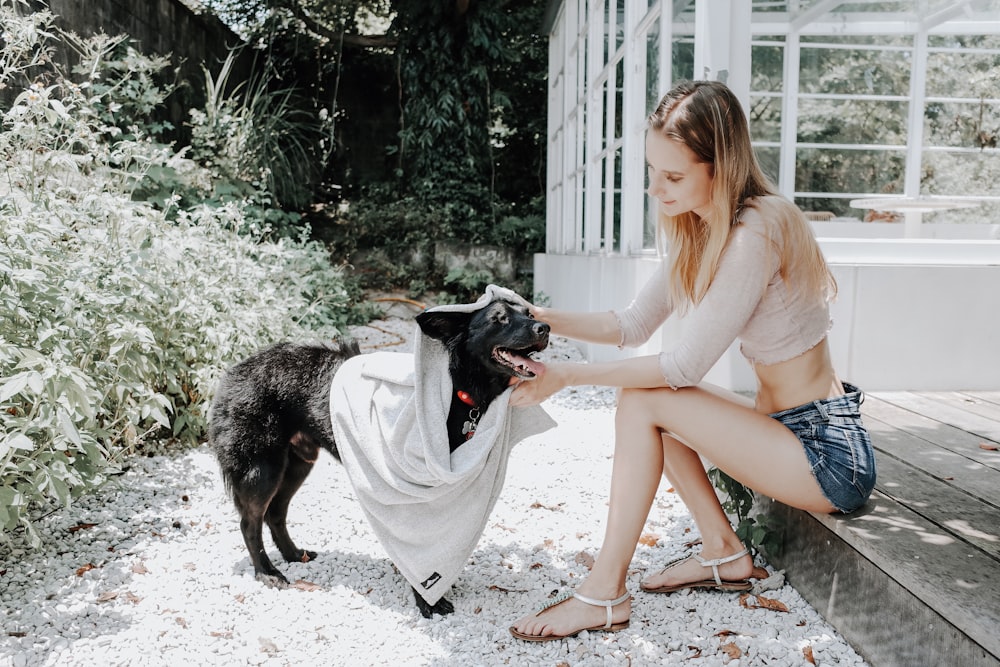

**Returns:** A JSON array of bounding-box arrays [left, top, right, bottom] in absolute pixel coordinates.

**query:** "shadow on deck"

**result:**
[[756, 391, 1000, 667]]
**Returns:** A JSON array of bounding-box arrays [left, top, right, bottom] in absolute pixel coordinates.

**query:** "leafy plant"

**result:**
[[0, 4, 354, 545], [708, 468, 781, 556]]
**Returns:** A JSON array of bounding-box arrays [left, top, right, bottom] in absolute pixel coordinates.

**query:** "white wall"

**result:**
[[534, 238, 1000, 392]]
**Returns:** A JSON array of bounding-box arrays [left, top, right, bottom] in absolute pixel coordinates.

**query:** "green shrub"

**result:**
[[0, 2, 351, 545]]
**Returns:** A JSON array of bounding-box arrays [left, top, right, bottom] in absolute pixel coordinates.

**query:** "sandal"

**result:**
[[508, 590, 631, 642], [641, 547, 753, 594]]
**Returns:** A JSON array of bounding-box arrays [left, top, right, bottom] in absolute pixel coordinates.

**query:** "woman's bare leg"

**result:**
[[510, 385, 832, 638]]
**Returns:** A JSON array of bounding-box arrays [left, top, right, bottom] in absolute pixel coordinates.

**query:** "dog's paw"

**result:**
[[413, 588, 455, 618], [255, 572, 290, 589]]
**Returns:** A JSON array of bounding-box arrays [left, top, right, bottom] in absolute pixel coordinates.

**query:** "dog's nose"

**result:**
[[533, 322, 550, 336]]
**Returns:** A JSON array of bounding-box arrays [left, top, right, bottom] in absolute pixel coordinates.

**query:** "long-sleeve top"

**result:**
[[614, 203, 832, 389]]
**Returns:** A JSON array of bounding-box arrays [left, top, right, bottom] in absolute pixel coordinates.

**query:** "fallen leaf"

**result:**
[[803, 645, 817, 664], [75, 563, 96, 577], [639, 532, 660, 547], [720, 641, 742, 660], [95, 591, 118, 603], [530, 562, 543, 570], [124, 592, 143, 605], [292, 579, 322, 592], [530, 501, 565, 512], [68, 523, 98, 533], [574, 551, 595, 570], [175, 617, 187, 628], [979, 442, 998, 451], [714, 630, 737, 638], [131, 562, 149, 575], [740, 593, 790, 613], [687, 645, 702, 659]]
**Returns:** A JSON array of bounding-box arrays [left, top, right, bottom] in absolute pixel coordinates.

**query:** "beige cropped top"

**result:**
[[615, 205, 832, 389]]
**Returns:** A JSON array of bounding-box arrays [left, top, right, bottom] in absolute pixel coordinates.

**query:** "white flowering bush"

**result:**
[[0, 2, 352, 544]]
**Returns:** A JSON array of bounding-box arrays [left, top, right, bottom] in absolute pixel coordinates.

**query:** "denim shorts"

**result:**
[[768, 383, 877, 513]]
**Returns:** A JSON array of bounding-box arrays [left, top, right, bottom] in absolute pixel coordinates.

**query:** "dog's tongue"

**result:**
[[509, 351, 545, 378]]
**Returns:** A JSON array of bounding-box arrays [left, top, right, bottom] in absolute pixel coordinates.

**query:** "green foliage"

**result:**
[[0, 4, 353, 544], [188, 51, 333, 211], [708, 468, 781, 556]]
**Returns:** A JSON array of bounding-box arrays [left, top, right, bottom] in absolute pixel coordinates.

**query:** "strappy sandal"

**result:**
[[508, 590, 631, 642], [641, 547, 753, 594]]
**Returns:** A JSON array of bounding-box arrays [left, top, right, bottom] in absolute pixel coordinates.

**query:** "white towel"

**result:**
[[328, 286, 556, 605]]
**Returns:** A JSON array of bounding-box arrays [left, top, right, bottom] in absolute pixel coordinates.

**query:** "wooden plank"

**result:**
[[965, 391, 1000, 408], [927, 391, 1000, 423], [863, 395, 1000, 472], [758, 499, 1000, 667], [873, 451, 1000, 560], [864, 413, 1000, 509], [871, 391, 1000, 445], [809, 491, 1000, 662]]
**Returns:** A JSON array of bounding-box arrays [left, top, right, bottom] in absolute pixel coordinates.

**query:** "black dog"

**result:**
[[209, 298, 549, 618]]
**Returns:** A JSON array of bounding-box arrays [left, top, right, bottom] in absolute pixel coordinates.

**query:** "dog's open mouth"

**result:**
[[493, 346, 545, 379]]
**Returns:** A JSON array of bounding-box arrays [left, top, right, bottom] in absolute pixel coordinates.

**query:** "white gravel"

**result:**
[[0, 316, 870, 666]]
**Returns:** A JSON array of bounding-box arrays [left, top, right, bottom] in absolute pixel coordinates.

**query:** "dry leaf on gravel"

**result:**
[[720, 641, 742, 660], [740, 593, 790, 613], [804, 645, 817, 664], [292, 580, 322, 592], [639, 532, 659, 546], [75, 563, 96, 577], [574, 551, 595, 570]]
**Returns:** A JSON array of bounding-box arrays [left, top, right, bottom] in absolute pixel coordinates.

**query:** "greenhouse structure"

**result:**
[[535, 0, 1000, 391]]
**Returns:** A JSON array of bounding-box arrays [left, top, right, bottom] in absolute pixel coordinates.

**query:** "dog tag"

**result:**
[[462, 421, 476, 437]]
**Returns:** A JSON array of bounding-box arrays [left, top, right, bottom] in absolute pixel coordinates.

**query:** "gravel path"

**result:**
[[0, 316, 870, 666]]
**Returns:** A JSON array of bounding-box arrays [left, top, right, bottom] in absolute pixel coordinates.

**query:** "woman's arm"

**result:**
[[531, 307, 622, 346], [510, 356, 666, 406]]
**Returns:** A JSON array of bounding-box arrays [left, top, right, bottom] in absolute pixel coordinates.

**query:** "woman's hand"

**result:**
[[509, 361, 569, 407]]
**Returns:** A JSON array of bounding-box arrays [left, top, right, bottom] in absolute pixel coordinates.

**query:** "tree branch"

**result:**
[[285, 2, 397, 49]]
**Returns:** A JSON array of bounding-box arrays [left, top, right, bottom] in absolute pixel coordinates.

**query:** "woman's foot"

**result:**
[[641, 546, 753, 593], [509, 587, 631, 641]]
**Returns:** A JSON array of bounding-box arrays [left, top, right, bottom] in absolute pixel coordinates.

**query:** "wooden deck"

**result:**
[[756, 391, 1000, 667]]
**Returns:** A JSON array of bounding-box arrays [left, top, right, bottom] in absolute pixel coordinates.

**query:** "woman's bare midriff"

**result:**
[[752, 338, 844, 414]]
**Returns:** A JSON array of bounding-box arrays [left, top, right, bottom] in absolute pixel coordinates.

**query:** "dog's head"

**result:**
[[416, 297, 549, 381]]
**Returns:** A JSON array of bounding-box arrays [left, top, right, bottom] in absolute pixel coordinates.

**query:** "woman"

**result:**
[[508, 80, 876, 641]]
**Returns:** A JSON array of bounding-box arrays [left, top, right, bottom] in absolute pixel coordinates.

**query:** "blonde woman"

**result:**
[[508, 80, 876, 641]]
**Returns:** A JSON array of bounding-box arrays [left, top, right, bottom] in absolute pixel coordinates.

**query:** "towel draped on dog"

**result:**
[[328, 286, 556, 605]]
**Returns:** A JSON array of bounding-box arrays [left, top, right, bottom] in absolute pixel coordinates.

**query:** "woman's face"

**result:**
[[645, 131, 714, 220]]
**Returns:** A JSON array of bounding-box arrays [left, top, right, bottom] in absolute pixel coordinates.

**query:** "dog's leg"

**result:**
[[265, 447, 317, 564], [412, 587, 455, 618], [233, 486, 290, 589]]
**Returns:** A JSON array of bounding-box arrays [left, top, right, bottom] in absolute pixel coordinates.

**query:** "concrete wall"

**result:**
[[534, 237, 1000, 392]]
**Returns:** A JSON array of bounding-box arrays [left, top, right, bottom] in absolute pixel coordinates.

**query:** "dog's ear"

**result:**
[[416, 310, 473, 343]]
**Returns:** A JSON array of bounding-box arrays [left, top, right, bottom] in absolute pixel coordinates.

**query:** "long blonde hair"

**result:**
[[647, 80, 835, 310]]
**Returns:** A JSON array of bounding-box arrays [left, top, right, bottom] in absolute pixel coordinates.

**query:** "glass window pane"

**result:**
[[922, 150, 1000, 197], [749, 95, 782, 142], [644, 194, 658, 250], [754, 146, 780, 186], [799, 46, 912, 96], [795, 147, 905, 195], [613, 148, 622, 252], [615, 57, 624, 139], [924, 101, 1000, 150], [645, 18, 660, 114], [794, 197, 856, 218], [672, 38, 694, 82], [797, 98, 908, 145], [751, 43, 784, 93], [616, 0, 625, 51], [926, 49, 1000, 98]]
